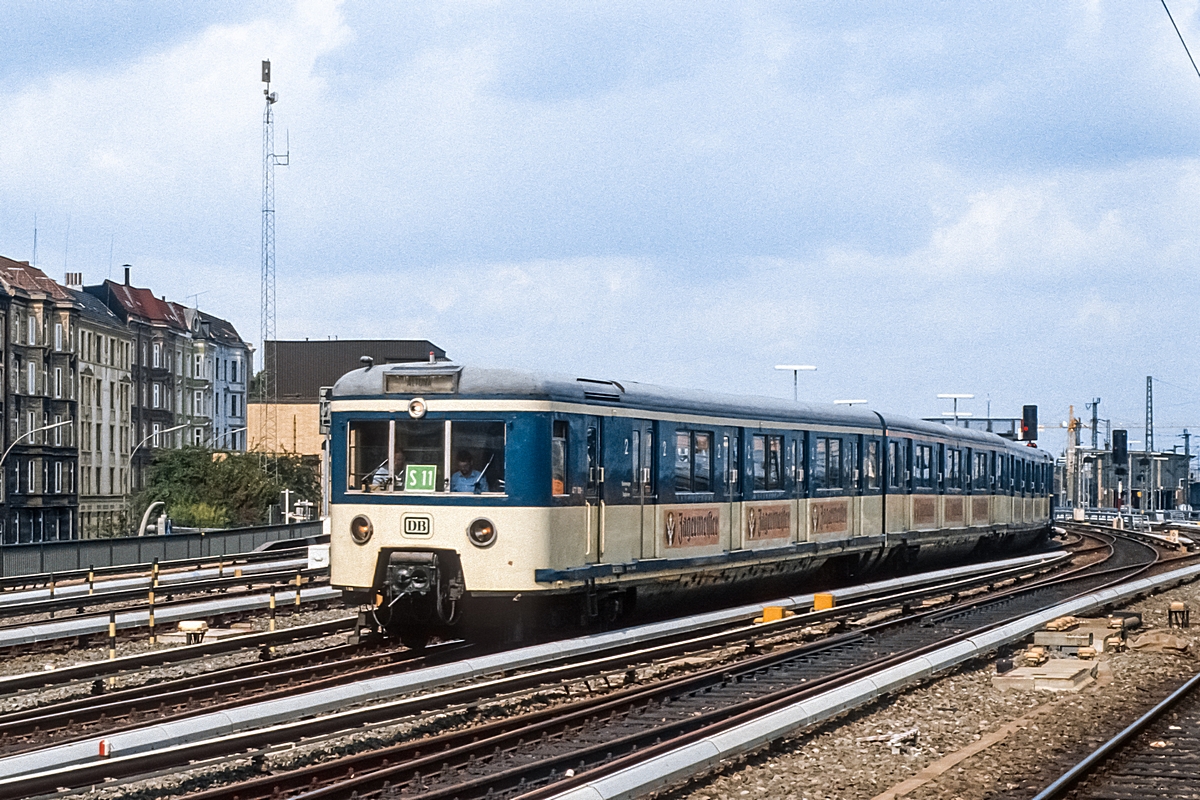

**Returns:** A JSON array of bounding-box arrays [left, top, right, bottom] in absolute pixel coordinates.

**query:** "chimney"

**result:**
[[64, 272, 83, 290], [123, 264, 131, 286]]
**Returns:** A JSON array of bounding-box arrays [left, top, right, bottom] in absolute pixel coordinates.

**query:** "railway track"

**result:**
[[171, 530, 1155, 800], [0, 549, 1079, 798], [1031, 669, 1200, 800], [3, 532, 1123, 800]]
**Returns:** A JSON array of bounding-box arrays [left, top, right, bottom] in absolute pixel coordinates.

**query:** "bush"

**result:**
[[133, 447, 319, 529]]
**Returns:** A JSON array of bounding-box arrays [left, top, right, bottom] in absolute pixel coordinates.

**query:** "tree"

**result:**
[[133, 447, 319, 529]]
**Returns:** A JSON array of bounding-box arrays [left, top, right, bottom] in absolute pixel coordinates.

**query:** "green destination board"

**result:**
[[405, 464, 438, 492]]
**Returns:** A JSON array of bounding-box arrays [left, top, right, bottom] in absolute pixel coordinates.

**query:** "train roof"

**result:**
[[332, 362, 1049, 459]]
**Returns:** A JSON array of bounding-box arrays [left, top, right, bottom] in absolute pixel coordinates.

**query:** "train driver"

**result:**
[[451, 450, 489, 493]]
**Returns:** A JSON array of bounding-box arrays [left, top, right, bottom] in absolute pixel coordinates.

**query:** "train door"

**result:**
[[585, 416, 604, 561], [631, 420, 655, 559], [724, 431, 742, 546]]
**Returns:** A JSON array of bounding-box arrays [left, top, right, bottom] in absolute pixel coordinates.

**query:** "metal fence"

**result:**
[[0, 521, 325, 578]]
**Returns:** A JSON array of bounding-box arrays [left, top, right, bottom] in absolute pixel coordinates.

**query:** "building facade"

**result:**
[[67, 282, 133, 538], [86, 269, 191, 492], [200, 311, 250, 451], [0, 257, 79, 542]]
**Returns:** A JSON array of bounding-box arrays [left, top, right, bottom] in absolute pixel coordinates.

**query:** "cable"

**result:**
[[1162, 0, 1200, 81]]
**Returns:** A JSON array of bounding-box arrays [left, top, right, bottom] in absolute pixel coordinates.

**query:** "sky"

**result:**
[[3, 1, 1200, 456]]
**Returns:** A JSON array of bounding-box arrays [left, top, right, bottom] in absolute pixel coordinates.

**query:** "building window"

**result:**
[[153, 342, 161, 368], [232, 359, 239, 382], [194, 353, 202, 378], [26, 362, 35, 395], [194, 427, 203, 446], [53, 416, 62, 446], [28, 461, 35, 494], [54, 367, 62, 399], [27, 316, 35, 346], [194, 390, 203, 415], [232, 395, 240, 416], [54, 323, 62, 351], [152, 383, 160, 408], [152, 423, 161, 448], [54, 461, 62, 493]]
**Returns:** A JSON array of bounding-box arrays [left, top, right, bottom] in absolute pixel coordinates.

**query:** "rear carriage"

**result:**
[[329, 362, 1053, 643]]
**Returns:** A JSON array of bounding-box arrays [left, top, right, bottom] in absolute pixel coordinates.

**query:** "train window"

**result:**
[[866, 440, 880, 490], [973, 452, 988, 491], [752, 435, 783, 491], [552, 421, 568, 496], [887, 440, 905, 489], [348, 421, 390, 492], [394, 420, 447, 492], [946, 448, 962, 490], [846, 438, 860, 490], [914, 444, 933, 489], [814, 437, 841, 490], [450, 421, 506, 493], [676, 431, 713, 493]]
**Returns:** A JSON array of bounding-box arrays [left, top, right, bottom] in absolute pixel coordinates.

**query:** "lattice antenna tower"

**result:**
[[1145, 376, 1154, 454], [260, 60, 289, 459]]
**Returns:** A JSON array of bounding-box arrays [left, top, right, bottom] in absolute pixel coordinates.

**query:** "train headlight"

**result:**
[[408, 397, 427, 419], [350, 514, 374, 545], [467, 518, 496, 548]]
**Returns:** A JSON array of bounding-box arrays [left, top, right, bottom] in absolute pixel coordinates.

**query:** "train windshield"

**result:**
[[347, 419, 505, 494]]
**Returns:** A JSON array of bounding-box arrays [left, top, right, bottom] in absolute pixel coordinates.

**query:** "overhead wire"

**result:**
[[1161, 0, 1200, 82]]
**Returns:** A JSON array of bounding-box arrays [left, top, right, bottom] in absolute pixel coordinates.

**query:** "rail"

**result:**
[[0, 520, 324, 579]]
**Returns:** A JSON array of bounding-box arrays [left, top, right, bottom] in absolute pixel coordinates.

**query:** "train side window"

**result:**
[[887, 440, 902, 489], [815, 437, 841, 490], [449, 421, 506, 493], [866, 440, 880, 490], [394, 420, 448, 492], [675, 431, 692, 492], [552, 421, 568, 496], [677, 431, 713, 493], [973, 452, 988, 491], [694, 433, 712, 492], [846, 437, 859, 490], [914, 444, 933, 489], [753, 435, 783, 491], [946, 448, 962, 490], [348, 420, 390, 492]]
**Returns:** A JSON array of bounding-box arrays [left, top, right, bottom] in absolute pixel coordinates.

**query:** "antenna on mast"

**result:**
[[260, 59, 289, 464]]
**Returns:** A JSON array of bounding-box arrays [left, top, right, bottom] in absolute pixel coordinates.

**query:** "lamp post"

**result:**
[[775, 365, 816, 402], [936, 393, 974, 424], [126, 423, 190, 534], [207, 426, 248, 451], [0, 419, 72, 469]]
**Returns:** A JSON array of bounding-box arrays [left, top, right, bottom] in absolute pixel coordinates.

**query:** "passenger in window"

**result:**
[[451, 450, 489, 493]]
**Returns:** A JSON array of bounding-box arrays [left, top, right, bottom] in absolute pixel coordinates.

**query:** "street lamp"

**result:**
[[775, 365, 816, 402], [207, 426, 248, 450], [936, 393, 974, 423], [126, 422, 190, 535], [130, 422, 190, 460], [0, 419, 72, 468]]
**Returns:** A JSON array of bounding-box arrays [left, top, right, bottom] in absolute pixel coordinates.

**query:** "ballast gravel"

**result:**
[[669, 576, 1200, 800]]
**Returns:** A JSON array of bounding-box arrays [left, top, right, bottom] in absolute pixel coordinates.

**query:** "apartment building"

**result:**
[[67, 283, 132, 538]]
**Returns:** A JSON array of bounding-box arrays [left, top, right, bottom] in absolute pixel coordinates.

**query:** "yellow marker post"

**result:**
[[148, 589, 156, 645], [87, 565, 95, 596], [294, 570, 302, 608], [269, 587, 277, 632], [108, 611, 117, 660], [813, 593, 835, 611]]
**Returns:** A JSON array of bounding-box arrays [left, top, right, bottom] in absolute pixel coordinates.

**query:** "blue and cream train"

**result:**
[[329, 361, 1054, 643]]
